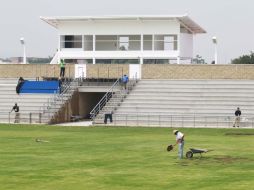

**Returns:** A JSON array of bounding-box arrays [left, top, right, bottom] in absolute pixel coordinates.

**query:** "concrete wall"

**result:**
[[51, 91, 105, 123], [0, 64, 75, 78], [79, 92, 105, 118], [51, 91, 79, 123], [180, 33, 193, 58], [86, 64, 129, 78], [1, 64, 254, 80], [142, 64, 254, 79]]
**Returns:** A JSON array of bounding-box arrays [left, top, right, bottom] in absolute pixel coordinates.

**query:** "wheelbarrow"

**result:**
[[186, 148, 212, 158]]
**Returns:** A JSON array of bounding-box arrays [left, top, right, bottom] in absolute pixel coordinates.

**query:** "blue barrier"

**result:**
[[20, 81, 60, 94]]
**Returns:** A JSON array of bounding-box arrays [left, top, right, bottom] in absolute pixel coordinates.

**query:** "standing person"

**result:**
[[59, 59, 65, 77], [121, 74, 129, 90], [10, 103, 20, 123], [16, 77, 25, 94], [233, 107, 241, 127], [173, 130, 185, 159]]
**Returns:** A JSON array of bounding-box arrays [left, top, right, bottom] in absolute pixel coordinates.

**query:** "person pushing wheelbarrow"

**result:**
[[168, 130, 185, 159]]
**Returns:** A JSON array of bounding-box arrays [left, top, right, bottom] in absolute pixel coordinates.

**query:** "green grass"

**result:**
[[0, 124, 253, 190]]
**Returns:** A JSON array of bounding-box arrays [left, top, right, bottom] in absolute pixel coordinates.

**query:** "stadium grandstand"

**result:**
[[0, 15, 254, 128]]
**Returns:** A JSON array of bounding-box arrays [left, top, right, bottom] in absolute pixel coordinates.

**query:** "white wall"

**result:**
[[59, 50, 179, 59], [179, 33, 193, 58], [57, 20, 186, 60], [58, 20, 180, 35]]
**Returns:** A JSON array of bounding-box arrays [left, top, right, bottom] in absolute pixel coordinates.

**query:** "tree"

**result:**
[[231, 52, 254, 64]]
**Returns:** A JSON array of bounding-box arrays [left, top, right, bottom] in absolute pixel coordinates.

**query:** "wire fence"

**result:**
[[109, 114, 254, 128], [0, 112, 43, 124]]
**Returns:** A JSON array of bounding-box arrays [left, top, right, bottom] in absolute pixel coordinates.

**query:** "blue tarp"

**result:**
[[20, 81, 60, 94]]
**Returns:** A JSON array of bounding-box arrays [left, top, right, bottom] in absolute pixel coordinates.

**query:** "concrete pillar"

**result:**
[[177, 57, 180, 64], [140, 57, 143, 65], [141, 34, 143, 51], [152, 34, 155, 51], [93, 35, 96, 51]]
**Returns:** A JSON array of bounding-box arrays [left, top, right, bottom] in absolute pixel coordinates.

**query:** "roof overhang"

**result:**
[[40, 15, 206, 34]]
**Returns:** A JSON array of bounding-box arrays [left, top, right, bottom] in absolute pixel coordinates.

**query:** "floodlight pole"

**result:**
[[20, 37, 27, 64], [212, 36, 218, 64]]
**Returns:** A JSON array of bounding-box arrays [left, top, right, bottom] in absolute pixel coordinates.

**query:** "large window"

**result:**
[[143, 35, 153, 50], [96, 35, 141, 51], [119, 36, 129, 50], [96, 59, 139, 64], [61, 35, 82, 49], [154, 35, 177, 51], [143, 59, 170, 64], [60, 34, 178, 51], [128, 35, 141, 51], [84, 35, 93, 51], [96, 35, 117, 51]]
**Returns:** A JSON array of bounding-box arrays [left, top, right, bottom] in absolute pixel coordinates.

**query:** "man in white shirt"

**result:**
[[173, 130, 185, 159]]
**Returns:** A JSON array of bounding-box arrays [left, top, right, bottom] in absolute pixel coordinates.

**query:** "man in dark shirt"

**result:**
[[233, 107, 241, 127], [16, 77, 25, 94], [11, 103, 20, 123]]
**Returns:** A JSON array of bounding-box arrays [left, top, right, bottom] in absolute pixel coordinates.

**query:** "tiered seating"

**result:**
[[0, 78, 53, 123], [111, 80, 254, 127]]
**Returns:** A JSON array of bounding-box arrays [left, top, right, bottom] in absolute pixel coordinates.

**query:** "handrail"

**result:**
[[1, 112, 254, 127], [90, 78, 121, 120], [90, 72, 139, 121], [39, 78, 78, 122]]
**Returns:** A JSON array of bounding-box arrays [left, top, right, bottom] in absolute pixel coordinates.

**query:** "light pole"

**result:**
[[212, 36, 218, 64], [20, 37, 27, 64]]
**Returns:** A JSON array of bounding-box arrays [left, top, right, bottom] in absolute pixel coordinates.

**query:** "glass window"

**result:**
[[96, 35, 118, 51], [95, 35, 141, 51], [129, 35, 141, 51], [119, 37, 129, 51], [84, 35, 93, 51], [154, 35, 177, 51], [143, 35, 152, 50], [61, 35, 82, 49], [96, 59, 139, 64]]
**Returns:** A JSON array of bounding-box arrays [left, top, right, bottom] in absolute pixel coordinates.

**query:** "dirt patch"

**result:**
[[224, 132, 254, 136]]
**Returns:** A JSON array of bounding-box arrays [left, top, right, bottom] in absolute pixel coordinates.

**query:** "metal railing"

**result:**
[[0, 112, 44, 124], [90, 73, 139, 121], [110, 113, 254, 128], [39, 79, 78, 123], [90, 78, 121, 120]]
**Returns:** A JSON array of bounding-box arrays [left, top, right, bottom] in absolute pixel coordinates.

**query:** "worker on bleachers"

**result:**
[[121, 74, 129, 90], [16, 77, 25, 94], [59, 59, 66, 78]]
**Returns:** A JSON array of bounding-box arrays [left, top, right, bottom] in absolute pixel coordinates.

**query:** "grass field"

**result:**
[[0, 124, 253, 190]]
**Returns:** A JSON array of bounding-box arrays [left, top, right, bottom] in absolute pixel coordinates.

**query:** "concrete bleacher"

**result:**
[[110, 79, 254, 127], [0, 78, 53, 123]]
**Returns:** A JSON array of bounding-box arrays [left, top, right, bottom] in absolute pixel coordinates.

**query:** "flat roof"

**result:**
[[40, 15, 206, 34]]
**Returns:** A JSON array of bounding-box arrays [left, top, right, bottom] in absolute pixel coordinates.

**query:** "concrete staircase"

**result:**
[[92, 80, 137, 124], [112, 80, 254, 127]]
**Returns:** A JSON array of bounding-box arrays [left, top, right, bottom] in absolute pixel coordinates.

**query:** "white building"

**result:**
[[41, 15, 206, 65]]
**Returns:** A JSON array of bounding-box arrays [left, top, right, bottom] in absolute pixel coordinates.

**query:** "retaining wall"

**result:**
[[1, 64, 254, 80]]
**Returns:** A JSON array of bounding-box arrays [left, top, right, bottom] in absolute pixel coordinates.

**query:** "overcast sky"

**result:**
[[0, 0, 254, 63]]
